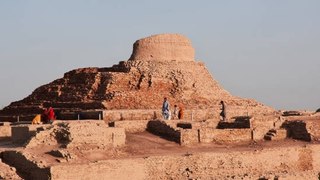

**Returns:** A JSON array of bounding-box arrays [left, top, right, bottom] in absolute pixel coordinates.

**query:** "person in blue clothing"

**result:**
[[162, 97, 170, 120]]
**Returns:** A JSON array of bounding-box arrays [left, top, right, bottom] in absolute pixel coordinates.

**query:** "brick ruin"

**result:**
[[1, 34, 320, 179], [0, 33, 274, 122]]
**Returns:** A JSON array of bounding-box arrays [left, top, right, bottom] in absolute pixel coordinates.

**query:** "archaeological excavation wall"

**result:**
[[5, 145, 317, 179]]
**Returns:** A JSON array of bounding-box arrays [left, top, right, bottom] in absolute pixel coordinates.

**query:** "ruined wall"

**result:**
[[147, 120, 180, 143], [62, 121, 125, 148], [129, 34, 195, 62], [50, 159, 147, 180], [180, 129, 199, 145], [199, 128, 252, 144], [48, 145, 320, 180], [110, 120, 149, 133], [282, 119, 320, 141], [1, 151, 50, 180], [11, 125, 41, 144], [0, 33, 275, 122], [0, 123, 11, 138], [24, 121, 126, 149]]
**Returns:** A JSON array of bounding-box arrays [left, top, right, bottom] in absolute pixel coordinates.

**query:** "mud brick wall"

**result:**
[[48, 145, 320, 180], [282, 120, 311, 141], [50, 159, 147, 180], [64, 121, 126, 148], [305, 120, 320, 141], [180, 129, 199, 145], [199, 128, 215, 143], [272, 129, 287, 140], [110, 120, 149, 133], [0, 123, 11, 137], [282, 120, 320, 141], [59, 111, 103, 120], [251, 116, 277, 140], [103, 110, 158, 121], [209, 129, 252, 144], [1, 151, 50, 180], [11, 125, 41, 144], [103, 109, 218, 122], [147, 120, 180, 143]]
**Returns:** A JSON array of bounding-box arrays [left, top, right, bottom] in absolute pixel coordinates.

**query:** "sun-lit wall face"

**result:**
[[129, 34, 195, 62]]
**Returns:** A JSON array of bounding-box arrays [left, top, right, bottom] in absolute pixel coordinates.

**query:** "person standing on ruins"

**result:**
[[172, 105, 178, 120], [47, 107, 56, 123], [220, 101, 227, 121], [162, 97, 170, 120], [178, 106, 184, 120]]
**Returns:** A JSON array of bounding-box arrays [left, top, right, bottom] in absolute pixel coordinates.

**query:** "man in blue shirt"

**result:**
[[162, 97, 170, 120]]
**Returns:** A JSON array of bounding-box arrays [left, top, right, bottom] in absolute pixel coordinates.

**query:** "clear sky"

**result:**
[[0, 1, 319, 110]]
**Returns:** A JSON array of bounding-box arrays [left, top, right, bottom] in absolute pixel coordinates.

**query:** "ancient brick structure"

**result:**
[[0, 34, 274, 122]]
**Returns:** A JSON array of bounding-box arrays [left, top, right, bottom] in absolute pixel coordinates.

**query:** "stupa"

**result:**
[[0, 34, 274, 121]]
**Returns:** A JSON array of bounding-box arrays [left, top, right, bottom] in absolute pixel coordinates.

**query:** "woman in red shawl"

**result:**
[[47, 107, 56, 123]]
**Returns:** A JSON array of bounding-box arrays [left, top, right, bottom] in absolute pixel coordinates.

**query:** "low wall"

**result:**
[[24, 121, 126, 149], [55, 121, 126, 148], [205, 129, 252, 144], [282, 120, 320, 141], [0, 123, 11, 137], [147, 120, 180, 143], [180, 128, 252, 145], [305, 120, 320, 141], [103, 109, 217, 122], [109, 120, 149, 133], [251, 116, 277, 140], [147, 120, 254, 145], [50, 159, 147, 180], [58, 111, 103, 120], [11, 125, 42, 144], [180, 129, 199, 145], [47, 145, 320, 180]]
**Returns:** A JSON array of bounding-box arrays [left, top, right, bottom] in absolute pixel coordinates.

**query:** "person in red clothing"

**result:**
[[47, 107, 56, 123], [41, 108, 49, 124]]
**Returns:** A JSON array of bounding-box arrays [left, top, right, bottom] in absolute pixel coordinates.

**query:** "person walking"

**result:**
[[172, 105, 178, 120], [220, 101, 227, 121]]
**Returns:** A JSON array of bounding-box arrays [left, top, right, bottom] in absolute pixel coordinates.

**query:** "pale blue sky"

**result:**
[[0, 1, 319, 110]]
